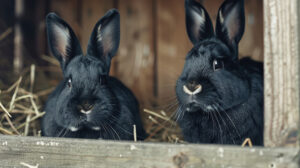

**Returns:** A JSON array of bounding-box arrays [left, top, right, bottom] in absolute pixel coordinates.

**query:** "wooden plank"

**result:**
[[0, 135, 298, 168], [241, 0, 263, 61], [81, 0, 114, 53], [50, 0, 81, 41], [0, 0, 14, 77], [32, 0, 49, 65], [116, 0, 155, 107], [14, 0, 25, 74], [200, 0, 222, 23], [50, 0, 114, 53], [264, 0, 300, 147], [202, 0, 264, 61], [156, 0, 192, 104]]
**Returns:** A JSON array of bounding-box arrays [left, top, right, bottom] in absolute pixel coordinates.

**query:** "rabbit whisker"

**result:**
[[163, 101, 179, 115], [212, 111, 223, 144], [102, 123, 115, 140], [109, 115, 134, 133], [175, 105, 185, 123], [106, 122, 121, 141], [57, 127, 66, 137], [208, 111, 216, 138], [217, 104, 242, 140], [62, 129, 70, 137], [214, 106, 236, 145]]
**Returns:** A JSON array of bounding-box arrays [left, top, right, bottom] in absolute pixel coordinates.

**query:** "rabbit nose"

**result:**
[[183, 83, 202, 95], [79, 100, 94, 114]]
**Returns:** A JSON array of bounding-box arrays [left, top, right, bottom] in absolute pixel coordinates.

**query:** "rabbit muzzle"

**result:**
[[183, 84, 202, 95], [78, 99, 95, 114]]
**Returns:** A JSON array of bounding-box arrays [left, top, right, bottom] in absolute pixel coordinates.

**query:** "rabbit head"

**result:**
[[176, 0, 250, 114], [46, 9, 120, 131]]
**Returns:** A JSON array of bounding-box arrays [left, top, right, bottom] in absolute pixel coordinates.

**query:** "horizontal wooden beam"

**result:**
[[0, 135, 298, 168]]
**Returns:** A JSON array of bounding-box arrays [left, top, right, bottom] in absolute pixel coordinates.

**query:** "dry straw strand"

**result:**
[[0, 102, 12, 118], [133, 124, 137, 142]]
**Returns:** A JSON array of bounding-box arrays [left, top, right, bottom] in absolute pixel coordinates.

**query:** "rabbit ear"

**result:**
[[216, 0, 245, 55], [46, 13, 83, 70], [185, 0, 214, 45], [87, 9, 120, 69]]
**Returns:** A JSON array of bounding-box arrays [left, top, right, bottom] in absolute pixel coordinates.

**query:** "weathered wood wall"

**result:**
[[46, 0, 264, 108], [0, 135, 298, 168], [116, 0, 156, 107], [0, 0, 264, 108], [264, 0, 300, 147], [155, 0, 263, 105], [203, 0, 264, 61]]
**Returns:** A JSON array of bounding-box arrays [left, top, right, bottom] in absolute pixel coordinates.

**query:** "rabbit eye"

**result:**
[[100, 75, 107, 85], [67, 79, 72, 88], [213, 59, 224, 71]]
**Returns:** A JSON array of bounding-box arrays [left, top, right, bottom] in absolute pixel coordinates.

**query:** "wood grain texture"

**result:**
[[14, 0, 24, 74], [81, 0, 114, 53], [202, 0, 264, 61], [48, 0, 264, 111], [0, 135, 298, 168], [155, 0, 264, 109], [156, 0, 192, 104], [264, 0, 300, 147], [34, 0, 49, 62], [50, 0, 81, 39], [116, 0, 155, 107], [241, 0, 264, 61]]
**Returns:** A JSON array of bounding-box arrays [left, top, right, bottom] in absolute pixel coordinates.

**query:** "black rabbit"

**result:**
[[41, 9, 146, 140], [175, 0, 263, 145]]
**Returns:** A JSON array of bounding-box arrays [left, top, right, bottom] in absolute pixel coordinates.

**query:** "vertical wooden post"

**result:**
[[156, 0, 192, 104], [14, 0, 24, 74], [81, 0, 114, 53], [117, 0, 155, 107], [203, 0, 264, 61], [50, 0, 81, 41], [264, 0, 300, 147], [34, 0, 49, 63]]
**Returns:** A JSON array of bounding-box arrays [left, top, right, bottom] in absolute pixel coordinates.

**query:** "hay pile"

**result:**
[[143, 109, 183, 143], [0, 65, 51, 136]]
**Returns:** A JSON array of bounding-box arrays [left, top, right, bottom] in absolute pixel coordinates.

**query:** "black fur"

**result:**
[[42, 9, 146, 140], [176, 0, 263, 145]]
